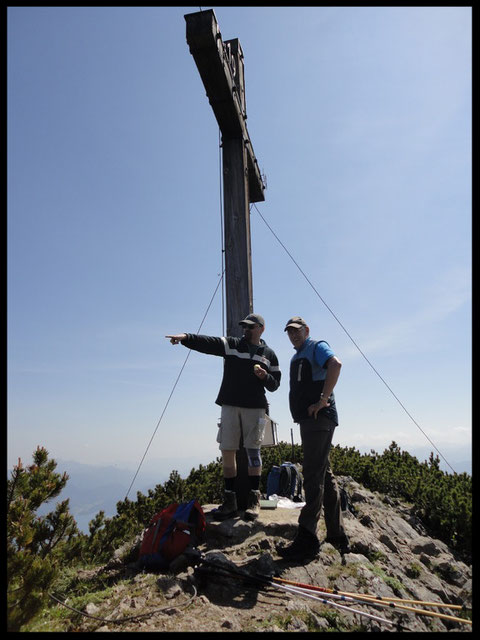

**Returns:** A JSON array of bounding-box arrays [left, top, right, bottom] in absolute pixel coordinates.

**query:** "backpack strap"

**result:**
[[279, 465, 292, 497]]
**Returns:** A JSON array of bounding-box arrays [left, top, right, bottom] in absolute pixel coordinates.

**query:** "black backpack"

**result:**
[[278, 462, 304, 502]]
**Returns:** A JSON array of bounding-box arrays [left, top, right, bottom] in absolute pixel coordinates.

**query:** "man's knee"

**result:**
[[246, 448, 262, 469], [221, 450, 237, 478]]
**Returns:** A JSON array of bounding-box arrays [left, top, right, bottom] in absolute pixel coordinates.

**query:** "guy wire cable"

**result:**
[[125, 269, 225, 499], [48, 583, 197, 625], [251, 203, 457, 475], [127, 131, 227, 499]]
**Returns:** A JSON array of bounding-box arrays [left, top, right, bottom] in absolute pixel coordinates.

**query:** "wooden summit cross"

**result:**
[[185, 9, 266, 509], [185, 8, 265, 338]]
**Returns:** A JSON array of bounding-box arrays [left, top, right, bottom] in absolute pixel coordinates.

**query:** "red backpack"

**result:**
[[138, 499, 206, 570]]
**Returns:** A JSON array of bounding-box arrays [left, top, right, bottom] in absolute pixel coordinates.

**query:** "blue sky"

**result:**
[[8, 6, 471, 490]]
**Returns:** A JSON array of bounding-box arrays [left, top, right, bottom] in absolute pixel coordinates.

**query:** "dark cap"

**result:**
[[284, 316, 307, 331], [239, 313, 265, 327]]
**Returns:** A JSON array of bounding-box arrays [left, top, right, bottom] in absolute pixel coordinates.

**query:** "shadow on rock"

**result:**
[[193, 550, 282, 610]]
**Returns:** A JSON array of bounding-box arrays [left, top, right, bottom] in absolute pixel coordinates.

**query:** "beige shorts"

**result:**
[[217, 405, 266, 450]]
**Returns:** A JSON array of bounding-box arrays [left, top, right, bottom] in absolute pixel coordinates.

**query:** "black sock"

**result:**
[[248, 475, 260, 491], [224, 477, 236, 492]]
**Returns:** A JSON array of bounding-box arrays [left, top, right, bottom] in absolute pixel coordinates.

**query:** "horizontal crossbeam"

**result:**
[[185, 9, 265, 203]]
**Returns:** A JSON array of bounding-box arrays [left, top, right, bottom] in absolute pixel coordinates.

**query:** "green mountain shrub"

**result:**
[[7, 440, 470, 632], [7, 447, 79, 631]]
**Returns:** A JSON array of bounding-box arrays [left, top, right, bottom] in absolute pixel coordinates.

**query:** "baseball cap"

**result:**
[[284, 316, 307, 331], [239, 313, 265, 327]]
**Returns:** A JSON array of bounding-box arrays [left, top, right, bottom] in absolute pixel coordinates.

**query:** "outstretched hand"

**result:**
[[166, 334, 187, 345]]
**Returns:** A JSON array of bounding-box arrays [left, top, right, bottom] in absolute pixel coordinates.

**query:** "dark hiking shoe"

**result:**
[[276, 526, 320, 561], [244, 489, 261, 521], [276, 538, 320, 561], [324, 535, 351, 554], [211, 490, 238, 521]]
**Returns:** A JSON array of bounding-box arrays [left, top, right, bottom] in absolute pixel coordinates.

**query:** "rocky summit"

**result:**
[[69, 476, 471, 632]]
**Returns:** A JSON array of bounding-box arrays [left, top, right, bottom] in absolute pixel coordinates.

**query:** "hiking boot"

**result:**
[[211, 490, 238, 521], [244, 489, 261, 521], [276, 526, 320, 561], [324, 535, 351, 555]]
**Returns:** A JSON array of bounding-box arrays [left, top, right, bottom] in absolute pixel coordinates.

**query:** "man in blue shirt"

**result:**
[[277, 316, 350, 561]]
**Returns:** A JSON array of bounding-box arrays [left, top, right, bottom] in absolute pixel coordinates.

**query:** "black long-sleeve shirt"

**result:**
[[181, 334, 281, 409]]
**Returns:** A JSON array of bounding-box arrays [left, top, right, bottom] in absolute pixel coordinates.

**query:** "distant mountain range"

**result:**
[[383, 445, 471, 477], [34, 457, 205, 533], [17, 446, 471, 534]]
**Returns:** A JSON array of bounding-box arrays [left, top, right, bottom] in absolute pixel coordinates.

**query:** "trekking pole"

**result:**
[[280, 583, 472, 626], [273, 576, 466, 609], [194, 554, 397, 628], [272, 578, 472, 626], [265, 580, 400, 628], [290, 428, 294, 462], [194, 554, 471, 628], [343, 593, 467, 612]]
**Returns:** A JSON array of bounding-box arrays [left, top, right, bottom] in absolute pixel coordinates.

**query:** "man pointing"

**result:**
[[166, 313, 280, 521]]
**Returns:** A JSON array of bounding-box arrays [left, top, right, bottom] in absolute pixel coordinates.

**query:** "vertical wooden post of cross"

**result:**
[[185, 10, 265, 509]]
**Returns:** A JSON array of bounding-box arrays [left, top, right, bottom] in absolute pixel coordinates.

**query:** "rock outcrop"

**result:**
[[74, 476, 472, 632]]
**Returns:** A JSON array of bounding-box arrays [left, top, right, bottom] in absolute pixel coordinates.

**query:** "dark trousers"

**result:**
[[298, 421, 346, 540]]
